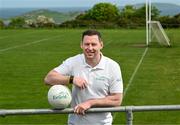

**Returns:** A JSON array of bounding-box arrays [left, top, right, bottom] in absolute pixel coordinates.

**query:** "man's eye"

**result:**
[[92, 43, 96, 46]]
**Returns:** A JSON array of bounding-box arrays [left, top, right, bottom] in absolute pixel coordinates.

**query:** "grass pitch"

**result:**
[[0, 29, 179, 124]]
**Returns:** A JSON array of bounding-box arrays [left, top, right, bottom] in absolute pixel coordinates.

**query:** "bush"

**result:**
[[0, 19, 4, 29]]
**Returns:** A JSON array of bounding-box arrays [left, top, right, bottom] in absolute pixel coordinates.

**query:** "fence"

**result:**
[[0, 105, 180, 125]]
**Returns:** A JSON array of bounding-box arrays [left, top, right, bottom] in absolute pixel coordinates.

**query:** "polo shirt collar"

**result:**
[[82, 53, 105, 70]]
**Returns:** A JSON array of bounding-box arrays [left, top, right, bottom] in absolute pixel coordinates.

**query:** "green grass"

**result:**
[[0, 29, 179, 124]]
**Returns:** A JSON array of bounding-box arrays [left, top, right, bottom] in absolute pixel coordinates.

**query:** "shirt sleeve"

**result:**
[[109, 62, 123, 93], [54, 58, 73, 76]]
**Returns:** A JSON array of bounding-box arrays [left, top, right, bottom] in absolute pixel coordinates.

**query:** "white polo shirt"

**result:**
[[54, 54, 123, 125]]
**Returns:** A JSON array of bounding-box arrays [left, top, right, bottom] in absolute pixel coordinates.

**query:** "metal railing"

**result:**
[[0, 105, 180, 125]]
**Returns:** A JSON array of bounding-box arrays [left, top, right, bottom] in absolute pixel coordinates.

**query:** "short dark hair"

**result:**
[[82, 30, 102, 42]]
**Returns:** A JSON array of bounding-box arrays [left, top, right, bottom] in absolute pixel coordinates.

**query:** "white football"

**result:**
[[47, 85, 72, 109]]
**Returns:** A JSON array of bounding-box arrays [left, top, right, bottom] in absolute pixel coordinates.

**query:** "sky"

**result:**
[[1, 0, 180, 8]]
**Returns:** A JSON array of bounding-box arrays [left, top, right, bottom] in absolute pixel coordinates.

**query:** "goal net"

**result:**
[[149, 21, 171, 46]]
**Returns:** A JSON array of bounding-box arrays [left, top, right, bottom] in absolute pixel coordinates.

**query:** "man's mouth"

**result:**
[[87, 51, 94, 54], [86, 51, 95, 57]]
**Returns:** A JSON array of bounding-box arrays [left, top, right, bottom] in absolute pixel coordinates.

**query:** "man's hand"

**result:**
[[73, 77, 88, 89], [74, 100, 92, 115]]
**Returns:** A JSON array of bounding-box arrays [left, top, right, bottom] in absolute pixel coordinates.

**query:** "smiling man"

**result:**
[[44, 30, 123, 125]]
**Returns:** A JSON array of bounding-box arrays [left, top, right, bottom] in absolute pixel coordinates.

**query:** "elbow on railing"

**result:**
[[44, 75, 52, 86], [111, 93, 123, 107], [114, 100, 122, 107], [115, 95, 123, 107]]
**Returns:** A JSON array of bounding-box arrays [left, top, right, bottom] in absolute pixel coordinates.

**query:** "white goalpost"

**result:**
[[146, 0, 171, 46]]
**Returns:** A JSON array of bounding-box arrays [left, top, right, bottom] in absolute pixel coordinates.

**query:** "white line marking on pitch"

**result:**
[[113, 47, 148, 120], [0, 35, 60, 53], [0, 39, 48, 53], [0, 36, 9, 39], [0, 30, 47, 39], [124, 47, 148, 96]]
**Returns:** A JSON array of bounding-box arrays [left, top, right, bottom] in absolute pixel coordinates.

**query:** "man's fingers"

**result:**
[[82, 110, 85, 115], [74, 106, 79, 114], [74, 77, 88, 89], [74, 105, 78, 111], [83, 80, 88, 87], [84, 81, 88, 87], [74, 105, 85, 115], [80, 80, 88, 89]]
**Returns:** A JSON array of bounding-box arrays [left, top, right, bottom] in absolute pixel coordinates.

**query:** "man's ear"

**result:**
[[100, 41, 103, 49], [80, 41, 83, 49]]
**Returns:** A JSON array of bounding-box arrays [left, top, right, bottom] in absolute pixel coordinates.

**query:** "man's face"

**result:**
[[81, 35, 103, 60]]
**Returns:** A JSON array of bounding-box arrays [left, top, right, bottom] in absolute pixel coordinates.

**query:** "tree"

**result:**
[[9, 17, 26, 28], [151, 6, 161, 19], [82, 3, 120, 22], [133, 5, 146, 18], [0, 19, 4, 29], [174, 13, 180, 27], [159, 14, 180, 28], [134, 5, 160, 19], [121, 5, 136, 18]]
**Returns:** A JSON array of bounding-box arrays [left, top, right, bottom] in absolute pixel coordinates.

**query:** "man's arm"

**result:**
[[91, 93, 123, 106], [44, 70, 70, 86], [44, 70, 88, 89], [74, 93, 123, 115]]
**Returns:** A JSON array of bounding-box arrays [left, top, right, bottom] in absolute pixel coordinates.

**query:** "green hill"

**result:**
[[17, 9, 80, 24], [153, 3, 180, 16], [134, 3, 180, 16]]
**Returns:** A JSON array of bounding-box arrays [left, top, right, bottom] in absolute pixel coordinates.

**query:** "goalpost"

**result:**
[[150, 21, 170, 46], [146, 0, 171, 46]]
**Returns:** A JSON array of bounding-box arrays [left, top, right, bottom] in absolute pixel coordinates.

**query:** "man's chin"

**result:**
[[86, 56, 94, 59], [85, 54, 94, 59]]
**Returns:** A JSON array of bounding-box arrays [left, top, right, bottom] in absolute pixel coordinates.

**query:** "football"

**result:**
[[47, 85, 72, 109]]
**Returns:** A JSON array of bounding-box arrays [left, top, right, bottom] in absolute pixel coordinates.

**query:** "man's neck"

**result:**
[[85, 54, 101, 68]]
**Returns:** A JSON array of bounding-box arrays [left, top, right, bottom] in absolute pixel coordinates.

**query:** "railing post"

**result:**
[[126, 106, 133, 125]]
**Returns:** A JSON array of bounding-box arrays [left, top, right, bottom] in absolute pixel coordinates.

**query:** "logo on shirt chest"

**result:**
[[95, 76, 109, 82], [92, 76, 110, 92]]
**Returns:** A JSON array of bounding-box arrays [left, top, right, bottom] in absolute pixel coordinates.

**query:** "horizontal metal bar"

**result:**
[[0, 105, 180, 117], [128, 105, 180, 111]]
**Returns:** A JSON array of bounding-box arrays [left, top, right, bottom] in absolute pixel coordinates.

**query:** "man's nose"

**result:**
[[88, 44, 93, 50]]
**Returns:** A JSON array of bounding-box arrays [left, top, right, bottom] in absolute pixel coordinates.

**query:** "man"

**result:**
[[44, 30, 123, 125]]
